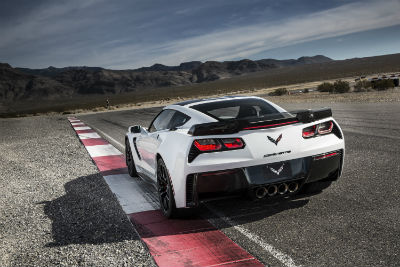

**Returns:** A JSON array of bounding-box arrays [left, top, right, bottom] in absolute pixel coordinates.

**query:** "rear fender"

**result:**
[[156, 131, 192, 208]]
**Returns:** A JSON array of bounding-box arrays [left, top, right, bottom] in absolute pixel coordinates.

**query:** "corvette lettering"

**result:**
[[264, 150, 291, 158]]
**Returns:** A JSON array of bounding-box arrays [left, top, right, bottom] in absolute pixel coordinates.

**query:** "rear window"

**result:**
[[191, 98, 280, 120]]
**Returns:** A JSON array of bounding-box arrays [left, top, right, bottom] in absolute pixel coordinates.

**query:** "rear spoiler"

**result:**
[[188, 108, 332, 136]]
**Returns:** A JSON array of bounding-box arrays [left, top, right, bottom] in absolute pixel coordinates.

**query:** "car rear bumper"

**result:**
[[185, 149, 343, 207]]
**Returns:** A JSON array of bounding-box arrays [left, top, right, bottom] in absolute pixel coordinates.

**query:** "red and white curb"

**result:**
[[67, 117, 264, 267]]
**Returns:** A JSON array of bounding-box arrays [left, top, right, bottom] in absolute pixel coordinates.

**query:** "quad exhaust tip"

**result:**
[[278, 183, 288, 195], [288, 182, 299, 193], [255, 187, 267, 199], [255, 182, 300, 199], [267, 185, 278, 196]]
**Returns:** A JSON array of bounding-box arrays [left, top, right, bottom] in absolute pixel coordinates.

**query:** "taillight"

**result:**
[[190, 137, 246, 162], [317, 121, 333, 134], [303, 121, 335, 138], [302, 125, 317, 138], [221, 138, 244, 149], [194, 139, 221, 151]]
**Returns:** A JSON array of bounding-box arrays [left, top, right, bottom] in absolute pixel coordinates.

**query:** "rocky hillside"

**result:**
[[191, 56, 332, 82], [1, 55, 331, 102], [0, 63, 73, 102]]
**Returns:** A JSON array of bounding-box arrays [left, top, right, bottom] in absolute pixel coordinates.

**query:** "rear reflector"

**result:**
[[199, 169, 240, 177], [314, 152, 338, 160], [194, 139, 221, 151]]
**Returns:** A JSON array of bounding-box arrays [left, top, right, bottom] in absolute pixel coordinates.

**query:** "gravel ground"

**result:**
[[0, 116, 154, 267]]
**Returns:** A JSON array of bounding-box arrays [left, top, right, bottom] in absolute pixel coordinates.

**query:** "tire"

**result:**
[[157, 158, 177, 218], [125, 139, 138, 177], [302, 180, 332, 194]]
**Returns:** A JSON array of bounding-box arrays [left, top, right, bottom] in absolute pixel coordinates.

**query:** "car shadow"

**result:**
[[199, 195, 310, 227], [41, 172, 311, 244], [39, 173, 140, 247]]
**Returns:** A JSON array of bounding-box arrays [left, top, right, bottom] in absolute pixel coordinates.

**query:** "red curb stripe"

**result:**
[[130, 210, 214, 238], [72, 124, 87, 128], [92, 155, 127, 172], [81, 138, 110, 146], [75, 129, 96, 134], [129, 210, 264, 267], [100, 167, 129, 176]]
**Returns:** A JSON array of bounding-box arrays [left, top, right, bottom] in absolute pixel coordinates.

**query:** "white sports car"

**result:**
[[125, 96, 345, 218]]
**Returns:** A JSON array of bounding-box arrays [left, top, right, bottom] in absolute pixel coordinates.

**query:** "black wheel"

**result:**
[[301, 180, 332, 194], [125, 139, 138, 177], [157, 158, 177, 218]]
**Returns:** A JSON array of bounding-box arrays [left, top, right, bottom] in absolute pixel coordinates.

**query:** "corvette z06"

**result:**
[[125, 96, 345, 218]]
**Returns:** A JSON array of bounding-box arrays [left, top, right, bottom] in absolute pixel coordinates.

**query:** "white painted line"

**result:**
[[104, 174, 158, 214], [206, 205, 301, 267], [86, 144, 122, 157], [71, 122, 85, 126], [78, 132, 101, 139], [73, 126, 92, 130], [69, 120, 80, 123]]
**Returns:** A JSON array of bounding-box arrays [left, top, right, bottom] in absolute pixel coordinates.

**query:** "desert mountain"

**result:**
[[1, 55, 332, 102], [0, 63, 73, 102]]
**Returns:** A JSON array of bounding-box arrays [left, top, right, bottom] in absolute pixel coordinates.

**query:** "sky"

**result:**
[[0, 0, 400, 69]]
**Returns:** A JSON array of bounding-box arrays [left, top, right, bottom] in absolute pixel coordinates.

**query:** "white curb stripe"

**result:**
[[104, 174, 158, 214], [68, 120, 158, 214], [71, 122, 85, 126], [73, 126, 92, 130], [78, 132, 101, 139], [86, 144, 123, 157]]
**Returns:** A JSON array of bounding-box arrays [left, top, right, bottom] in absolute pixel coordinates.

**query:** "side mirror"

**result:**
[[130, 125, 141, 133]]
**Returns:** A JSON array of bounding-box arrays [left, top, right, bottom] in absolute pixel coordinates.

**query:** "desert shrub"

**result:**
[[354, 80, 372, 92], [317, 82, 334, 93], [372, 79, 395, 91], [268, 88, 288, 96], [333, 80, 350, 93]]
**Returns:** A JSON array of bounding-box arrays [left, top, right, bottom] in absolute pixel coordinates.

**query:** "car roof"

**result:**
[[165, 96, 282, 126], [173, 95, 257, 107]]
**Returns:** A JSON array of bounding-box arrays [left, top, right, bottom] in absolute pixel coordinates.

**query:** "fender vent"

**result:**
[[133, 137, 141, 159], [332, 122, 343, 139], [188, 145, 199, 163]]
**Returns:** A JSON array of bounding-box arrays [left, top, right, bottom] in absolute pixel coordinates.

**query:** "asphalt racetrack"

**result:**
[[79, 101, 400, 267]]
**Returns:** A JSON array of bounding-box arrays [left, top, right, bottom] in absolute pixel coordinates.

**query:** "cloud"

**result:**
[[1, 0, 399, 69], [102, 0, 400, 68], [0, 0, 105, 49]]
